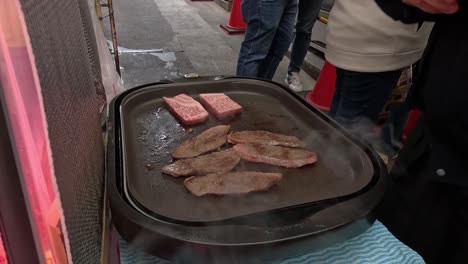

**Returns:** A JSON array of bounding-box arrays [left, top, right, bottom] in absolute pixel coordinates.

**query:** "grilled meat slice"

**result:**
[[172, 125, 230, 159], [162, 149, 240, 177], [184, 172, 282, 196], [227, 130, 305, 148], [233, 143, 317, 168]]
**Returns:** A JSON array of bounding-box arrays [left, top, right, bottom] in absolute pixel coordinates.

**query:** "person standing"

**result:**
[[373, 0, 468, 263], [324, 0, 433, 155], [285, 0, 324, 91], [237, 0, 298, 80]]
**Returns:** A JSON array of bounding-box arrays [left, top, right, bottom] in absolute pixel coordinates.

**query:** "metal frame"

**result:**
[[96, 0, 120, 75]]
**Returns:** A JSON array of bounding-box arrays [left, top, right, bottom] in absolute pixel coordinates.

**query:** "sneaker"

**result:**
[[285, 72, 303, 92]]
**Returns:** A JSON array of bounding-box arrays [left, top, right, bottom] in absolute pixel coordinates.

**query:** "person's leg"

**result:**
[[288, 0, 323, 74], [237, 0, 285, 78], [257, 0, 298, 80], [329, 67, 345, 118], [330, 69, 401, 144], [380, 98, 411, 157]]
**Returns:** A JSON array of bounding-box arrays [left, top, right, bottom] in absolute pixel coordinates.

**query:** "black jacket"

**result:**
[[376, 0, 468, 186]]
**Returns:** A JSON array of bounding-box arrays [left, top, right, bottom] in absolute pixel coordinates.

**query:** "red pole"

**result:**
[[220, 0, 247, 34]]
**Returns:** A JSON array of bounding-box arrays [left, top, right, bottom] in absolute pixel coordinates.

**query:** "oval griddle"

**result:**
[[119, 79, 374, 224]]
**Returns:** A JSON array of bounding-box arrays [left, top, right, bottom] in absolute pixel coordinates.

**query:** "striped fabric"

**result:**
[[272, 221, 425, 264], [120, 221, 425, 264], [119, 239, 170, 264]]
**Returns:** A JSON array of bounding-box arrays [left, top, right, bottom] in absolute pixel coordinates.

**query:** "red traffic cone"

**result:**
[[220, 0, 247, 34], [305, 61, 337, 112]]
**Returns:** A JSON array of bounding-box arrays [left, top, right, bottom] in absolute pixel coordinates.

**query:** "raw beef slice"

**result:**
[[163, 94, 209, 125], [233, 143, 317, 168], [184, 172, 283, 196], [228, 130, 305, 148], [172, 125, 231, 159], [162, 149, 240, 177], [199, 93, 242, 120]]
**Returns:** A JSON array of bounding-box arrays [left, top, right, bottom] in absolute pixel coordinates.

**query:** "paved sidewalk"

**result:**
[[103, 0, 318, 91]]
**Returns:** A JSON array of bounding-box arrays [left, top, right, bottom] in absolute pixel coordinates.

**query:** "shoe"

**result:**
[[285, 72, 303, 92]]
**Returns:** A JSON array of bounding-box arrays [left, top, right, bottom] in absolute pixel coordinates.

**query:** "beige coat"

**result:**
[[325, 0, 434, 72]]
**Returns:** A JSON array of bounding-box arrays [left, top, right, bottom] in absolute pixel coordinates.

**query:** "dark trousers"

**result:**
[[237, 0, 298, 80], [329, 68, 402, 147], [381, 98, 411, 156], [375, 120, 468, 264], [288, 0, 324, 74]]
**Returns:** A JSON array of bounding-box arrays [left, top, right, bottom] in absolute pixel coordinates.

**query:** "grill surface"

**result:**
[[119, 79, 374, 223]]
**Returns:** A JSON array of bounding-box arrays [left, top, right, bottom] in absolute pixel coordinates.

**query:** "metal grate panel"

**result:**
[[19, 0, 106, 262]]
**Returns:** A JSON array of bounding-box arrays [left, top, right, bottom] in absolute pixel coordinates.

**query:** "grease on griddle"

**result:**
[[153, 108, 163, 118], [145, 163, 155, 171]]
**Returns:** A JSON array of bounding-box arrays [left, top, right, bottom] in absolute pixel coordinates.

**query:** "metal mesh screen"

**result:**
[[76, 0, 107, 108], [19, 0, 106, 262]]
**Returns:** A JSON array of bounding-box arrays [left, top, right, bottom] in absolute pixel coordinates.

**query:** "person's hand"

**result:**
[[402, 0, 460, 14]]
